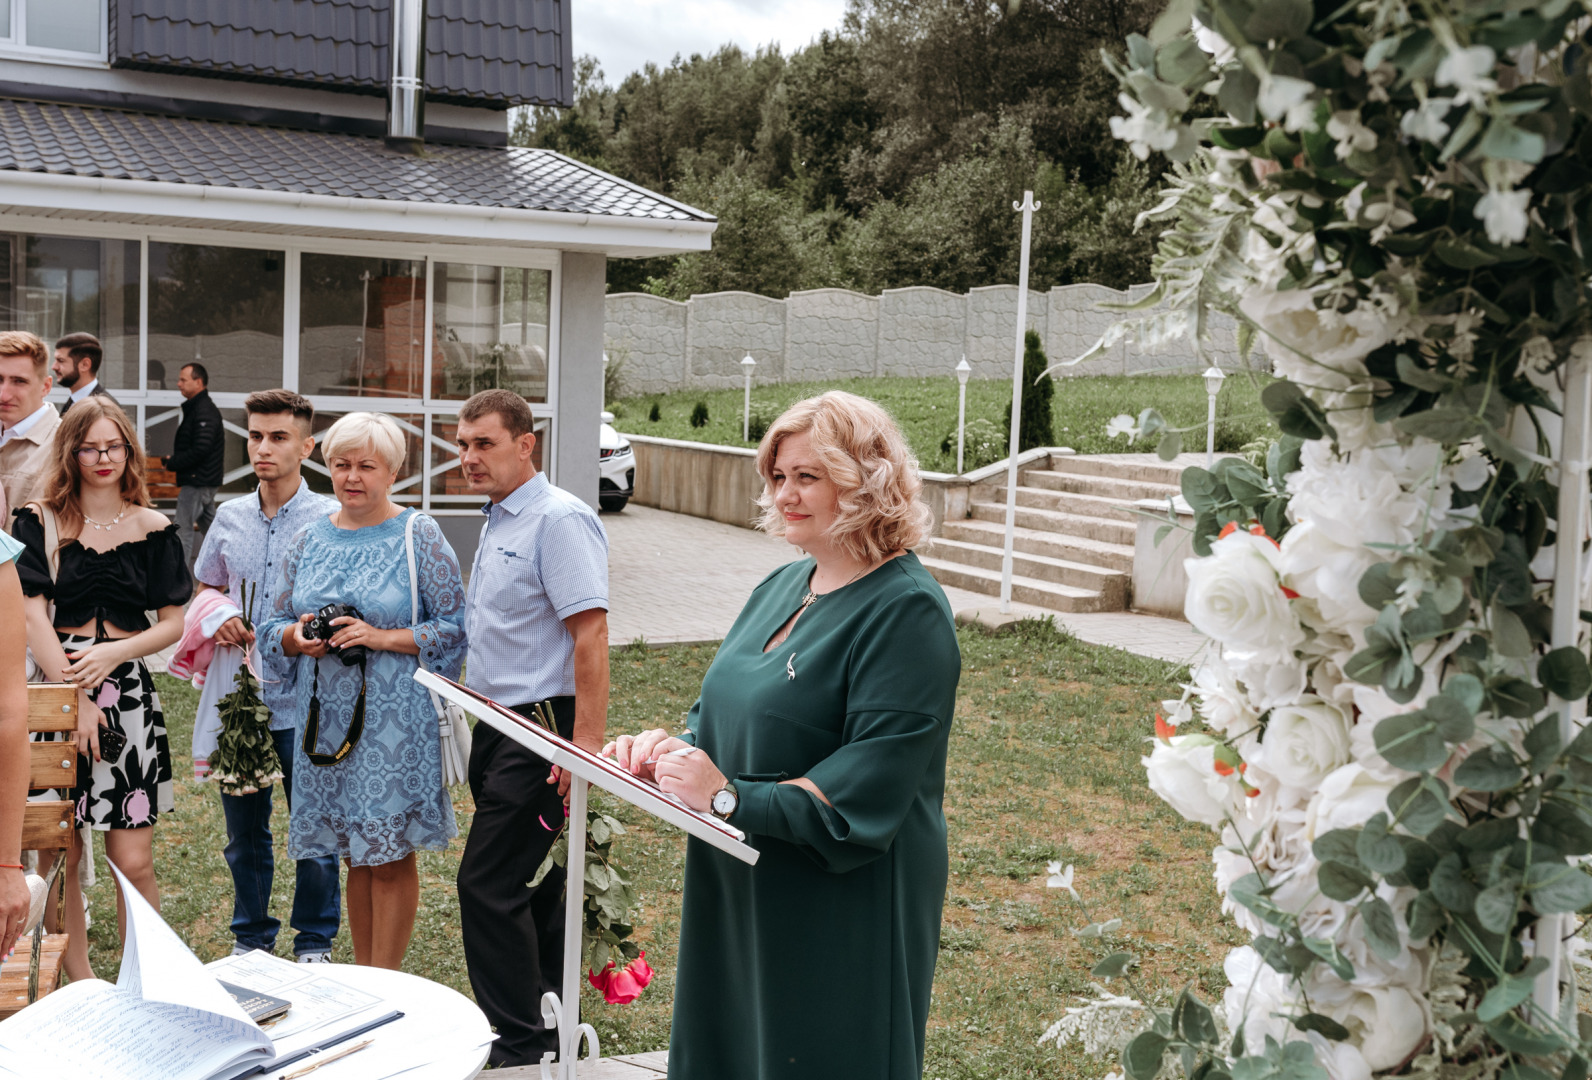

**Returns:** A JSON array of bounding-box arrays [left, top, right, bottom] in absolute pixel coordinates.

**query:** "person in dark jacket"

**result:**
[[164, 362, 224, 573]]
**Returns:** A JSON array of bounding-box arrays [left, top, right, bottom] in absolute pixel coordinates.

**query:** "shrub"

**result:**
[[955, 418, 1005, 471], [1001, 330, 1055, 453], [690, 401, 710, 428], [648, 401, 661, 422], [746, 402, 778, 442]]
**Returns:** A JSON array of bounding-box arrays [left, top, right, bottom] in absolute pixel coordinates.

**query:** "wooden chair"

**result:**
[[0, 684, 76, 1018]]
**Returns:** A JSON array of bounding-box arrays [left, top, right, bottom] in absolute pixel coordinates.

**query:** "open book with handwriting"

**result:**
[[0, 862, 275, 1080]]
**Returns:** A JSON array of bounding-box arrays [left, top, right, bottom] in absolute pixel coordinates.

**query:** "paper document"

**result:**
[[0, 863, 275, 1080], [207, 951, 385, 1054]]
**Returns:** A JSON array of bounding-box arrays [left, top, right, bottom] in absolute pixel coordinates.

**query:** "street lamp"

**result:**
[[1203, 365, 1226, 468], [955, 356, 972, 473], [741, 354, 757, 441]]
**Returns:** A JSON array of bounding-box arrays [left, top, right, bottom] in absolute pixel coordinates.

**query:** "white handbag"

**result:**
[[406, 512, 472, 788]]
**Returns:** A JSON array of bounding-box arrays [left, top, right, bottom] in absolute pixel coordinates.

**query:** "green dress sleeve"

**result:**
[[731, 588, 959, 874]]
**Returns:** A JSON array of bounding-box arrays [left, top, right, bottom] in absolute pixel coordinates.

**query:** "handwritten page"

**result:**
[[0, 980, 274, 1079], [207, 952, 386, 1053]]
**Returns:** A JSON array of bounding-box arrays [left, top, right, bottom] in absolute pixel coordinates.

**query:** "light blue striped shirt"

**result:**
[[464, 473, 608, 705]]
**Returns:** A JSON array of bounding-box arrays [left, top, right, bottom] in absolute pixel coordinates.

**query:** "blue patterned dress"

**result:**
[[259, 509, 466, 867]]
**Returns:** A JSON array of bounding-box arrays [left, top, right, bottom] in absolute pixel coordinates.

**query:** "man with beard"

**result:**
[[53, 333, 117, 416]]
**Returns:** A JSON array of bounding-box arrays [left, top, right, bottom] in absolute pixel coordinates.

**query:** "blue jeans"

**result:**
[[221, 728, 341, 956]]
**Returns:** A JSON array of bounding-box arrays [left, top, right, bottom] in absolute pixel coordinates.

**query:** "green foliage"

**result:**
[[746, 401, 777, 443], [647, 400, 661, 422], [1175, 437, 1299, 555], [532, 802, 644, 976], [518, 1, 1167, 297], [206, 582, 282, 797], [689, 401, 709, 428], [1003, 330, 1057, 452]]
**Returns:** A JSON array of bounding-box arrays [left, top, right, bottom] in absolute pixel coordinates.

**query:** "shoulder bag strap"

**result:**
[[406, 512, 447, 719]]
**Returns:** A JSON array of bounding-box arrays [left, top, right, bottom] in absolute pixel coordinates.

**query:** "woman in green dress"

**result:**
[[608, 391, 961, 1080]]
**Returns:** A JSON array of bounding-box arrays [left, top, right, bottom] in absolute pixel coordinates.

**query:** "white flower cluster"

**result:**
[[1142, 389, 1502, 1079]]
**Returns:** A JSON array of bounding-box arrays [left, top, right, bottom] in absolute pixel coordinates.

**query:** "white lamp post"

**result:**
[[1203, 365, 1226, 468], [955, 356, 971, 474], [602, 352, 610, 406], [999, 191, 1040, 614], [741, 354, 757, 441]]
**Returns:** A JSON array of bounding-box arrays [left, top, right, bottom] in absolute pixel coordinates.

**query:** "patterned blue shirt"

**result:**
[[193, 478, 338, 729], [465, 473, 609, 706]]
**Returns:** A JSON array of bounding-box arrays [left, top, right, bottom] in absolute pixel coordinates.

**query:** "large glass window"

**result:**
[[308, 410, 426, 505], [299, 254, 426, 399], [433, 263, 549, 403], [428, 413, 548, 503], [0, 233, 139, 389], [148, 242, 285, 394], [23, 0, 99, 53]]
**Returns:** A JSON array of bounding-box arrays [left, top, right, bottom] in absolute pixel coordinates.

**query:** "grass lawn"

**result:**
[[610, 373, 1276, 472], [81, 624, 1234, 1078]]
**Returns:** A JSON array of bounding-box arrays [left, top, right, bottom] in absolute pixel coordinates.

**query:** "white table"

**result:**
[[208, 958, 493, 1080]]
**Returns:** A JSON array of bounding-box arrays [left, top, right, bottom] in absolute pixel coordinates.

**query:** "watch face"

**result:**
[[713, 789, 735, 815]]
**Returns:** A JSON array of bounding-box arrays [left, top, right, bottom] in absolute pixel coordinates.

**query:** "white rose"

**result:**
[[1229, 651, 1310, 713], [1144, 737, 1242, 828], [1191, 656, 1259, 740], [1185, 529, 1304, 659], [1257, 696, 1352, 789], [1304, 764, 1399, 841], [1306, 974, 1428, 1070], [1223, 946, 1303, 1055]]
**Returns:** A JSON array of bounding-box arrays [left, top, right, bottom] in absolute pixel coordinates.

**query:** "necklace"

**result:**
[[82, 503, 128, 531], [769, 562, 873, 651], [800, 562, 871, 609]]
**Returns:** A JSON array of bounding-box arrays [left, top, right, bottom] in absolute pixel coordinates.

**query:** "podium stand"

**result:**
[[416, 671, 759, 1080]]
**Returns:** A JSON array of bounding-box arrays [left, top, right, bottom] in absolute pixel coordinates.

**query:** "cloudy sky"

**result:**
[[571, 0, 851, 84]]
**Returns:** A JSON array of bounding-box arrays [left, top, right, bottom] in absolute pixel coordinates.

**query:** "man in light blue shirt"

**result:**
[[454, 389, 609, 1069], [192, 389, 340, 963]]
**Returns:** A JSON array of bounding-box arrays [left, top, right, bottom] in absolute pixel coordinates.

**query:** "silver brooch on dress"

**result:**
[[786, 652, 797, 681]]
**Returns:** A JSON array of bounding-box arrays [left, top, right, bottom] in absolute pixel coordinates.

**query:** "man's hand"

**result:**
[[213, 616, 254, 649], [549, 736, 607, 798]]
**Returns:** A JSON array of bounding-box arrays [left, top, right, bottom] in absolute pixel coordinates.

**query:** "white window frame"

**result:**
[[0, 0, 109, 66], [0, 217, 564, 514]]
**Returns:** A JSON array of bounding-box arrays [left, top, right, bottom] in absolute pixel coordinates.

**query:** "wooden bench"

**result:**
[[0, 684, 76, 1018]]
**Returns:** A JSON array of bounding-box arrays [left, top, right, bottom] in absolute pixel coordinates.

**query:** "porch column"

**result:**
[[555, 251, 607, 509]]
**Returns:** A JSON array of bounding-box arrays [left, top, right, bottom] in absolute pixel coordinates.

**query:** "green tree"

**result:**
[[1003, 329, 1055, 452]]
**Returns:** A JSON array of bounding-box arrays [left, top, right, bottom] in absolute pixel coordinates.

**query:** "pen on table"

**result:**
[[645, 746, 698, 765], [279, 1038, 374, 1079]]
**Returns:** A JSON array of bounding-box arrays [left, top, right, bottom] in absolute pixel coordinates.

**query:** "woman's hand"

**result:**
[[213, 616, 255, 650], [0, 868, 26, 962], [329, 616, 397, 654], [289, 614, 330, 659], [654, 747, 728, 814], [75, 697, 106, 762], [62, 640, 126, 697], [602, 729, 690, 780]]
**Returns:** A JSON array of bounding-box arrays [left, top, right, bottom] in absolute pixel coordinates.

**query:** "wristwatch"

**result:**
[[711, 781, 739, 820]]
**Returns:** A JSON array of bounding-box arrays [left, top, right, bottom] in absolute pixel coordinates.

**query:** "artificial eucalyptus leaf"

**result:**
[[1092, 951, 1137, 979], [1525, 860, 1592, 913], [1123, 1031, 1170, 1080], [1292, 1013, 1350, 1041], [1430, 853, 1478, 913], [1474, 881, 1521, 934], [1312, 829, 1363, 866], [1453, 747, 1523, 792], [1318, 860, 1374, 901], [1488, 1013, 1567, 1055], [1374, 712, 1449, 772], [1358, 896, 1402, 960], [1387, 775, 1450, 836], [1478, 971, 1538, 1022], [1491, 602, 1534, 658], [1174, 988, 1220, 1045], [1539, 647, 1592, 700]]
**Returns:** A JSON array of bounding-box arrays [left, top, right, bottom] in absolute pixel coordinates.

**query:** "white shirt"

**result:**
[[68, 379, 99, 404], [0, 402, 53, 448]]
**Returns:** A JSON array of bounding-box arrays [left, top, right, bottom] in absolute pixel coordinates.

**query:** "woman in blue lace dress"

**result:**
[[259, 412, 465, 969]]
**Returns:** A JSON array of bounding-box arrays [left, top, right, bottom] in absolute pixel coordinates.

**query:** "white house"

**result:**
[[0, 0, 714, 540]]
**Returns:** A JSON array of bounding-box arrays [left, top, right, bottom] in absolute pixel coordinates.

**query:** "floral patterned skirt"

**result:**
[[59, 632, 174, 830]]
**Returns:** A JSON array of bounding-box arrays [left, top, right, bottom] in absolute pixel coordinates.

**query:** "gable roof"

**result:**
[[109, 0, 572, 109], [0, 98, 708, 222]]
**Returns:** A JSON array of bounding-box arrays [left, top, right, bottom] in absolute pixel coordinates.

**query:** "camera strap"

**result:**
[[302, 655, 367, 767]]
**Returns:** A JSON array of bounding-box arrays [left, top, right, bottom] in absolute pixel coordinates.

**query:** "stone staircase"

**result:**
[[920, 453, 1193, 613]]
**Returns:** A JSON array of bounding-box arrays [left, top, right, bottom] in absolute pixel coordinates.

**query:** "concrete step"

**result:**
[[920, 537, 1128, 603], [969, 501, 1136, 546], [942, 518, 1135, 572], [919, 555, 1116, 613], [1021, 469, 1182, 503], [1042, 453, 1204, 486], [1010, 484, 1145, 522]]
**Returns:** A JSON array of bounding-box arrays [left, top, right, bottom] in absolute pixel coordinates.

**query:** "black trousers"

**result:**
[[457, 696, 576, 1068]]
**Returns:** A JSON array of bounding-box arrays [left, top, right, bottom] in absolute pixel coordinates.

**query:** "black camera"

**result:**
[[305, 603, 369, 666]]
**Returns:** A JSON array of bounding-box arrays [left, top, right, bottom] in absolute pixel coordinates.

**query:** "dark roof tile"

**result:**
[[111, 0, 571, 108], [0, 99, 712, 222]]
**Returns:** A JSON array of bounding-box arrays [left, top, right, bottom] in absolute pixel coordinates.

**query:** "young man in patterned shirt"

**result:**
[[192, 389, 341, 962]]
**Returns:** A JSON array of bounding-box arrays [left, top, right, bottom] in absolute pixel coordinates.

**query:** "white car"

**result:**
[[599, 412, 634, 512]]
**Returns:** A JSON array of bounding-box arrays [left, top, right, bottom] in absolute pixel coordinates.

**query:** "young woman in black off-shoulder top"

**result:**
[[15, 397, 190, 981]]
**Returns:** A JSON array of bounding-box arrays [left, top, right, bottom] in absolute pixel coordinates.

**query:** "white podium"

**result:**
[[416, 671, 759, 1080]]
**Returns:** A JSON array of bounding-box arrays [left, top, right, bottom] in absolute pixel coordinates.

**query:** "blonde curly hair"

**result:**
[[755, 391, 933, 562]]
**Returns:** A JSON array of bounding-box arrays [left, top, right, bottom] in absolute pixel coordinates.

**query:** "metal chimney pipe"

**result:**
[[386, 0, 426, 153]]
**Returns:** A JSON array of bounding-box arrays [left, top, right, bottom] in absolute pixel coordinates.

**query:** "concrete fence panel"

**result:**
[[606, 294, 688, 394], [784, 289, 880, 382], [964, 286, 1047, 378], [688, 291, 786, 388], [877, 286, 968, 379]]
